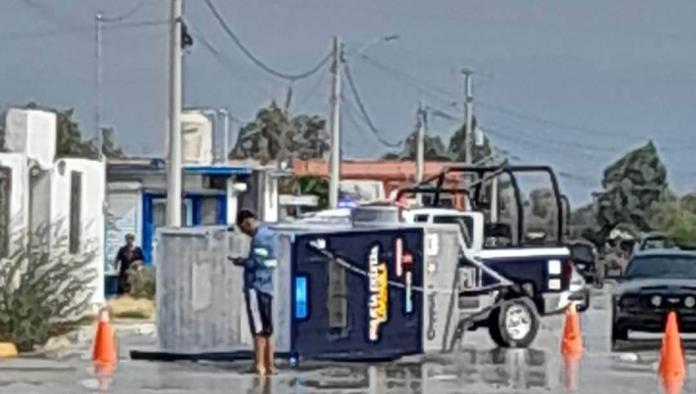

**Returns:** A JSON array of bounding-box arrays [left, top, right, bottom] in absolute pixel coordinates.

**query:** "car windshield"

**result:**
[[570, 245, 594, 263], [624, 255, 696, 279]]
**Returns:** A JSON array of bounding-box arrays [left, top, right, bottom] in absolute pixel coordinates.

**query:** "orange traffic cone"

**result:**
[[561, 302, 583, 357], [659, 311, 685, 394], [92, 307, 117, 364]]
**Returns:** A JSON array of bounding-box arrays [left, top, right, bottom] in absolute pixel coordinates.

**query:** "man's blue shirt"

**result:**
[[243, 224, 277, 296]]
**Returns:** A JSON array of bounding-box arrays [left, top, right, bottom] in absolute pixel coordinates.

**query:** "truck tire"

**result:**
[[488, 298, 539, 348]]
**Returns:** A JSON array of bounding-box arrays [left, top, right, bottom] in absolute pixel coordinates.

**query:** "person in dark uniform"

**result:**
[[231, 209, 277, 376], [114, 234, 144, 295]]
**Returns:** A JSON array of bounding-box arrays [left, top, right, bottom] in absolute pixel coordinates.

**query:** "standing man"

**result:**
[[114, 233, 144, 295], [233, 209, 277, 376]]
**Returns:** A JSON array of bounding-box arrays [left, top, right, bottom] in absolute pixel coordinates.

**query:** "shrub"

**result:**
[[128, 265, 155, 300], [0, 224, 97, 352]]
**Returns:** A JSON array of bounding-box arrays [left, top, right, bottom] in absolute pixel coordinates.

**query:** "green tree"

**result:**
[[448, 117, 493, 163], [231, 102, 329, 162], [381, 130, 451, 161], [100, 127, 126, 159], [583, 141, 669, 246]]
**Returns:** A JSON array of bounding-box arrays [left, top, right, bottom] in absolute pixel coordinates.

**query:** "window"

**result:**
[[433, 215, 474, 248], [153, 202, 166, 227], [414, 215, 429, 223], [0, 167, 11, 258], [69, 171, 82, 254], [201, 198, 219, 225]]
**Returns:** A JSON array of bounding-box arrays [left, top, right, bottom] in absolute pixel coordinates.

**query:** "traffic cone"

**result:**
[[561, 302, 583, 357], [92, 307, 117, 364], [659, 311, 685, 394]]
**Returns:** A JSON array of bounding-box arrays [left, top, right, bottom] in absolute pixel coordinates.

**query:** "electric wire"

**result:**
[[0, 19, 168, 43], [100, 0, 155, 23], [186, 23, 278, 101], [203, 0, 331, 82], [342, 61, 402, 148]]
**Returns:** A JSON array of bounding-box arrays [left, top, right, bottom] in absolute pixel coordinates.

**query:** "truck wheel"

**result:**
[[488, 299, 539, 348]]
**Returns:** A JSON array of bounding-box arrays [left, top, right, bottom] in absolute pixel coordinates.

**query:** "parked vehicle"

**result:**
[[610, 249, 696, 349], [396, 165, 575, 348], [568, 240, 600, 287]]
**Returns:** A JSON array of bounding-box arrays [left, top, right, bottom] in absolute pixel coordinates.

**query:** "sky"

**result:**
[[1, 0, 695, 205]]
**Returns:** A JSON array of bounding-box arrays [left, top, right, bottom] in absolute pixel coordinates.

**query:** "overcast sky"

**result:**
[[1, 0, 695, 204]]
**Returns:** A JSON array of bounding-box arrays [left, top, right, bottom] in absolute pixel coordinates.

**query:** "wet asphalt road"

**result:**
[[1, 285, 694, 394]]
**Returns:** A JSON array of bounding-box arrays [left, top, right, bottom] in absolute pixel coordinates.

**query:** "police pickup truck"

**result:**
[[396, 165, 580, 348]]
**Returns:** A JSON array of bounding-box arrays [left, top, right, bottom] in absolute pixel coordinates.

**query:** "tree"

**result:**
[[583, 141, 669, 246], [448, 117, 493, 163], [230, 102, 329, 162], [381, 129, 451, 161], [100, 127, 126, 159]]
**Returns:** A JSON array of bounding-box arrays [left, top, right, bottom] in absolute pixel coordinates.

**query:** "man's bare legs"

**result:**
[[264, 335, 275, 374], [254, 336, 267, 375]]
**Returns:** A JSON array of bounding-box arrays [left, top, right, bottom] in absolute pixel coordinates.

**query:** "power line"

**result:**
[[342, 61, 402, 148], [356, 54, 696, 151], [186, 23, 278, 100], [356, 53, 458, 108], [295, 71, 328, 111], [203, 0, 331, 82], [0, 19, 168, 43], [100, 0, 155, 23]]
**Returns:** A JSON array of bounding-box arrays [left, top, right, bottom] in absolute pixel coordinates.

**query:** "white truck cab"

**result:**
[[402, 208, 484, 259]]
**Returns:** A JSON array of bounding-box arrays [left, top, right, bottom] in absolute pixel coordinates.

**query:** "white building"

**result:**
[[1, 108, 106, 309]]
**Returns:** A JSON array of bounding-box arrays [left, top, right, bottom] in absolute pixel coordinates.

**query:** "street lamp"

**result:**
[[354, 34, 401, 56]]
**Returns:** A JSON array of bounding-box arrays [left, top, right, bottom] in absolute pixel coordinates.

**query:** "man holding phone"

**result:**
[[231, 209, 277, 376]]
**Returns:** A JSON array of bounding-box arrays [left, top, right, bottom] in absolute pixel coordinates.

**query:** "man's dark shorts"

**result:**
[[245, 288, 273, 336]]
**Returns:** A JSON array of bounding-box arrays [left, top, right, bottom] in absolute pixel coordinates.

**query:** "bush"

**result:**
[[0, 225, 97, 352], [128, 265, 155, 300]]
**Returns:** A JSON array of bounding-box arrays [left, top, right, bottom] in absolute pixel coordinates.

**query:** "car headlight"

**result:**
[[651, 295, 663, 307], [576, 264, 586, 270], [685, 296, 696, 308]]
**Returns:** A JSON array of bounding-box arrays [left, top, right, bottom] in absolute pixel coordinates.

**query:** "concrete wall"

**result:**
[[0, 153, 30, 256], [156, 227, 249, 353], [4, 109, 56, 169], [50, 158, 106, 307]]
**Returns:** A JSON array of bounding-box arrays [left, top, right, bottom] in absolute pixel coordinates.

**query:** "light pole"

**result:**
[[355, 34, 400, 55], [327, 34, 400, 209]]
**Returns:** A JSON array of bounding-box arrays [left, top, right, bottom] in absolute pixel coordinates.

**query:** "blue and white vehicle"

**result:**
[[396, 165, 580, 348]]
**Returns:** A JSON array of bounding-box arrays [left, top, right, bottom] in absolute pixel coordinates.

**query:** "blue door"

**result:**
[[142, 193, 227, 263]]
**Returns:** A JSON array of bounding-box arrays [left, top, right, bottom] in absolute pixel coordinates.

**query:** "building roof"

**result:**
[[290, 159, 466, 182], [107, 158, 252, 176]]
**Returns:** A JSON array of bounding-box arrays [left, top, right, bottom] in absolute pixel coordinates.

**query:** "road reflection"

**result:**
[[288, 347, 557, 393]]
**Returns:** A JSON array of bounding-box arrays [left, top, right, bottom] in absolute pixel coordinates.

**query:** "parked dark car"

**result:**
[[568, 241, 600, 287], [611, 250, 696, 349]]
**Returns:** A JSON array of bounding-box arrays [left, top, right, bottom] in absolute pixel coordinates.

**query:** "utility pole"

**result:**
[[166, 0, 183, 227], [328, 36, 342, 209], [415, 102, 425, 184], [462, 69, 474, 166], [95, 12, 103, 158], [218, 108, 230, 163]]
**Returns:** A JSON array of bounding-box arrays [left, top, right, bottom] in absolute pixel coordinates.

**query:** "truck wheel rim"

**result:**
[[505, 304, 531, 341]]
